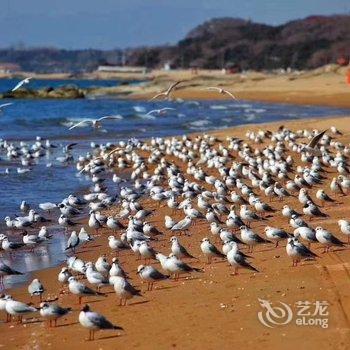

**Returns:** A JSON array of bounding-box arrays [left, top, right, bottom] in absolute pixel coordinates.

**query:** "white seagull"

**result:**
[[69, 116, 122, 130], [11, 77, 32, 92]]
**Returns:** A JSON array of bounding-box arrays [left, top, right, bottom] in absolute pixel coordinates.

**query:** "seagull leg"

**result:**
[[275, 241, 279, 248]]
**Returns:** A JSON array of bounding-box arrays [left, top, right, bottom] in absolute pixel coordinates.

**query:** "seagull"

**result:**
[[170, 216, 192, 236], [240, 226, 271, 253], [294, 227, 318, 248], [200, 237, 226, 264], [28, 278, 45, 302], [264, 226, 291, 247], [227, 248, 258, 275], [85, 262, 109, 291], [69, 116, 122, 130], [112, 276, 142, 306], [65, 231, 80, 253], [170, 236, 197, 260], [109, 258, 128, 280], [79, 304, 123, 341], [108, 236, 127, 255], [163, 253, 203, 281], [146, 108, 176, 116], [58, 267, 72, 292], [315, 227, 345, 252], [137, 265, 169, 291], [202, 86, 237, 100], [68, 276, 104, 304], [5, 299, 37, 324], [39, 302, 72, 327], [286, 237, 318, 267], [148, 81, 182, 101], [0, 102, 13, 113], [301, 129, 327, 154], [338, 220, 350, 243], [11, 77, 32, 92]]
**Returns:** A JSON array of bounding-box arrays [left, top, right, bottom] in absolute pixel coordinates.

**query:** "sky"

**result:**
[[1, 0, 349, 49]]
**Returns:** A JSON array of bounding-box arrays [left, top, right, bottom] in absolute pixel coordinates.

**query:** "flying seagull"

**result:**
[[202, 87, 237, 100], [148, 81, 182, 101], [12, 77, 32, 92], [0, 103, 13, 113], [301, 129, 327, 154], [69, 116, 122, 130]]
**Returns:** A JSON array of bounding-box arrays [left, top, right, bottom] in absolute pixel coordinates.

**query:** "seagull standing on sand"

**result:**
[[200, 237, 226, 264], [240, 226, 270, 253], [286, 238, 318, 267], [5, 299, 37, 323], [227, 248, 258, 275], [28, 278, 45, 302], [39, 302, 72, 327], [338, 220, 350, 243], [68, 276, 104, 304], [170, 236, 197, 259], [137, 265, 169, 291], [112, 276, 142, 306], [315, 227, 345, 252], [79, 304, 123, 341]]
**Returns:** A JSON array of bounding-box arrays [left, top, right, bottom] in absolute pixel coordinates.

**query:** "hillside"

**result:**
[[0, 15, 349, 73]]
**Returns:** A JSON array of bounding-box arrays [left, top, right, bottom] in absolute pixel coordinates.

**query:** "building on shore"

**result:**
[[97, 65, 147, 74], [0, 63, 21, 73]]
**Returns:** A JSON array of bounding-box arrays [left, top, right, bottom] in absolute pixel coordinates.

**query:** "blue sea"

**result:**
[[1, 78, 350, 288]]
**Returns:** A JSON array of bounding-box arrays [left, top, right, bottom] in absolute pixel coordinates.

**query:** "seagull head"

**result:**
[[137, 265, 145, 274], [81, 304, 91, 312]]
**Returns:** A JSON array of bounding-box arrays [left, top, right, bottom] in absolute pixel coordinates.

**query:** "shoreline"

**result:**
[[3, 115, 350, 349], [1, 65, 350, 109]]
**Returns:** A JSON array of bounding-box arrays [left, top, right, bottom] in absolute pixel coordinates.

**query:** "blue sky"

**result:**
[[1, 0, 349, 49]]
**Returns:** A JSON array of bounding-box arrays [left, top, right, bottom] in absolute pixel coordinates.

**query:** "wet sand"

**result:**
[[2, 115, 350, 349]]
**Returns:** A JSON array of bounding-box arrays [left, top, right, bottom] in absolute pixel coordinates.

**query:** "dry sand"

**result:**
[[2, 115, 350, 349]]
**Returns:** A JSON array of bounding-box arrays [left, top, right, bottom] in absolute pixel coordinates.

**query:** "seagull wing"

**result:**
[[223, 89, 237, 100], [166, 81, 182, 94], [69, 120, 93, 130], [307, 129, 327, 148], [97, 115, 122, 122], [11, 81, 24, 91], [160, 107, 176, 112], [145, 109, 158, 116], [0, 103, 13, 109], [148, 92, 166, 102]]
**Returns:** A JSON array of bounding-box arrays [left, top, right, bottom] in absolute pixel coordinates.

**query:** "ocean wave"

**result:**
[[209, 105, 228, 110], [133, 106, 146, 113]]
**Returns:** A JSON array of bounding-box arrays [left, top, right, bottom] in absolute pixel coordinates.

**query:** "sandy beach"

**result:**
[[1, 114, 350, 350], [87, 65, 350, 109], [2, 64, 350, 108]]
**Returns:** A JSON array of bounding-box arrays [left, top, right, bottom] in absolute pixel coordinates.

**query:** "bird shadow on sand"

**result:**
[[153, 285, 178, 291], [127, 300, 150, 307], [56, 321, 79, 328], [98, 333, 124, 341]]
